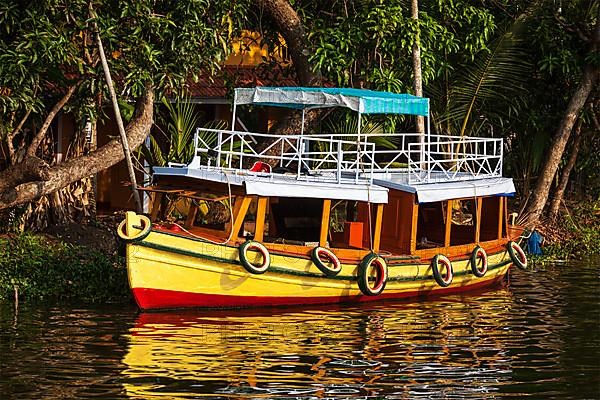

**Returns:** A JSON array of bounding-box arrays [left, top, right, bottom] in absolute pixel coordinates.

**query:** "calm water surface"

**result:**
[[1, 263, 599, 399]]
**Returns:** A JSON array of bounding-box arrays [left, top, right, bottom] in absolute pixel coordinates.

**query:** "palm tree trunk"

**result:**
[[524, 18, 599, 226], [411, 0, 424, 135], [523, 62, 598, 226], [547, 119, 583, 221]]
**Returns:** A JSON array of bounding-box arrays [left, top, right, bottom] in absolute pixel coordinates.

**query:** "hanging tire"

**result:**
[[117, 214, 152, 243], [239, 240, 271, 274], [507, 241, 527, 270], [311, 247, 342, 277], [470, 246, 488, 277], [431, 254, 453, 287], [357, 253, 388, 296]]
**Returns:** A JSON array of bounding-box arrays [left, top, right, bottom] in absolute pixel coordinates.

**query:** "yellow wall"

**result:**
[[225, 30, 288, 66]]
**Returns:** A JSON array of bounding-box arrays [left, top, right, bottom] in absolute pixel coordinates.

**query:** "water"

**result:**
[[1, 263, 599, 399]]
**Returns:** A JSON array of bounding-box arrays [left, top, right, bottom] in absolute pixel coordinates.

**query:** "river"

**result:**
[[1, 262, 598, 399]]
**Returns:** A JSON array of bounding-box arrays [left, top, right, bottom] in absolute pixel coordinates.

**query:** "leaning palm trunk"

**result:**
[[523, 63, 598, 226], [547, 120, 583, 221]]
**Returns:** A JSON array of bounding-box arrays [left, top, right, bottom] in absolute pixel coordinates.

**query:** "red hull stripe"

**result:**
[[132, 275, 505, 310]]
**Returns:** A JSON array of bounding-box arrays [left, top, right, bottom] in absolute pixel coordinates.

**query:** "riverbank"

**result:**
[[535, 200, 600, 260], [0, 216, 131, 304]]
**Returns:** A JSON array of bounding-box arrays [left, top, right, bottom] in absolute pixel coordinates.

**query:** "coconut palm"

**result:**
[[433, 18, 532, 137]]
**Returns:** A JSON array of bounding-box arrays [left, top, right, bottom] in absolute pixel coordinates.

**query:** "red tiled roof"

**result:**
[[186, 65, 299, 99]]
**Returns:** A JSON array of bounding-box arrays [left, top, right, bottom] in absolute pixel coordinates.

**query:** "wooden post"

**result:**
[[475, 197, 482, 244], [372, 203, 384, 252], [254, 197, 268, 242], [319, 199, 332, 247], [445, 200, 453, 248], [185, 203, 199, 229], [150, 192, 164, 221], [497, 197, 504, 240], [230, 196, 253, 240], [410, 203, 419, 253]]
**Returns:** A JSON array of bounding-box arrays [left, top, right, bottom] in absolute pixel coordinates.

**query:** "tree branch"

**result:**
[[0, 84, 154, 210], [7, 108, 32, 164], [26, 81, 81, 157], [254, 0, 320, 86]]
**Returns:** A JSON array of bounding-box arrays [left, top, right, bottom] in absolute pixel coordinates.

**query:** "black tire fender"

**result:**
[[311, 246, 342, 277], [507, 241, 528, 270], [431, 254, 453, 287], [357, 253, 388, 296], [470, 246, 488, 277], [239, 240, 271, 274]]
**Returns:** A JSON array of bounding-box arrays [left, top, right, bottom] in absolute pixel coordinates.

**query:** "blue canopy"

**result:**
[[234, 87, 429, 116]]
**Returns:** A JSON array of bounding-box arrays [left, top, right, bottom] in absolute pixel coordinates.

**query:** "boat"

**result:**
[[118, 87, 528, 310]]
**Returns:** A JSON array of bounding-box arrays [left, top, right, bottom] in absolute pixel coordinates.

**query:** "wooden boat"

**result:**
[[119, 87, 527, 310]]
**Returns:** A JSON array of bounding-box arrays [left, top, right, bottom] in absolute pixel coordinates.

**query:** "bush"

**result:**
[[542, 201, 600, 260], [0, 233, 131, 303]]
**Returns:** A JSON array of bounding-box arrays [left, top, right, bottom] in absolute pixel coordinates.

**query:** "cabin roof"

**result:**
[[152, 166, 514, 204], [234, 87, 429, 116], [152, 166, 389, 203], [373, 174, 515, 203]]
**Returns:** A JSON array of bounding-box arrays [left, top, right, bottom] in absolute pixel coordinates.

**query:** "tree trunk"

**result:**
[[0, 84, 154, 210], [255, 0, 319, 86], [523, 18, 599, 226], [523, 62, 598, 226], [411, 0, 424, 135], [548, 120, 583, 221], [252, 0, 323, 165]]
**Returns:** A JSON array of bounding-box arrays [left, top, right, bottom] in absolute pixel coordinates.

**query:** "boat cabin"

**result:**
[[144, 87, 515, 261]]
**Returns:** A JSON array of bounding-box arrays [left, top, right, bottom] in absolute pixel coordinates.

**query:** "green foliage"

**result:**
[[140, 97, 227, 167], [436, 19, 531, 136], [540, 201, 600, 260], [0, 0, 248, 145], [292, 0, 494, 90], [0, 234, 130, 303], [321, 111, 398, 150]]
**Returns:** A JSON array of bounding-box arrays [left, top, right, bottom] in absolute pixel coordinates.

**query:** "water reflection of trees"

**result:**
[[0, 305, 136, 398]]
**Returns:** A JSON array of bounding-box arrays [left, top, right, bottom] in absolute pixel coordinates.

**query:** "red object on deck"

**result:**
[[249, 161, 271, 173], [344, 222, 364, 248]]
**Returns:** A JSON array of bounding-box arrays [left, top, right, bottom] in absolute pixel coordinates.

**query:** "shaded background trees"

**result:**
[[0, 0, 248, 227], [0, 0, 597, 230]]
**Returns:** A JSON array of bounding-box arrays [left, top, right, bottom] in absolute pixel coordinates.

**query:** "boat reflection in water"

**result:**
[[122, 285, 522, 398]]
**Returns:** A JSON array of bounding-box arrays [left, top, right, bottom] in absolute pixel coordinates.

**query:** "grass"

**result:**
[[0, 233, 131, 304]]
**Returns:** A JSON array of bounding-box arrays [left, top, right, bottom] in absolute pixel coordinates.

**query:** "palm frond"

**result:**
[[439, 18, 532, 136]]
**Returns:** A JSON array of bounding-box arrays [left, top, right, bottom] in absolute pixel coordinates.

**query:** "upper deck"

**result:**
[[153, 87, 514, 203]]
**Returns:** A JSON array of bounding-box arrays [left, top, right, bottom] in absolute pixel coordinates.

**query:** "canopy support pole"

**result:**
[[427, 98, 431, 181], [356, 112, 362, 183]]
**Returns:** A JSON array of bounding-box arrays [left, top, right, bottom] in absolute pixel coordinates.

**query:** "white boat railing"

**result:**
[[189, 128, 503, 185]]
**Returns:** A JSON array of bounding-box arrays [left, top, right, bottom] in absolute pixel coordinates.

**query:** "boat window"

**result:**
[[328, 200, 367, 249], [415, 201, 446, 249], [479, 197, 501, 241], [188, 197, 231, 232], [265, 197, 323, 244], [449, 199, 477, 246]]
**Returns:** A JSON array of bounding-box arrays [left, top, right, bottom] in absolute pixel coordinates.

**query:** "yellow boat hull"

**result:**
[[122, 213, 512, 310]]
